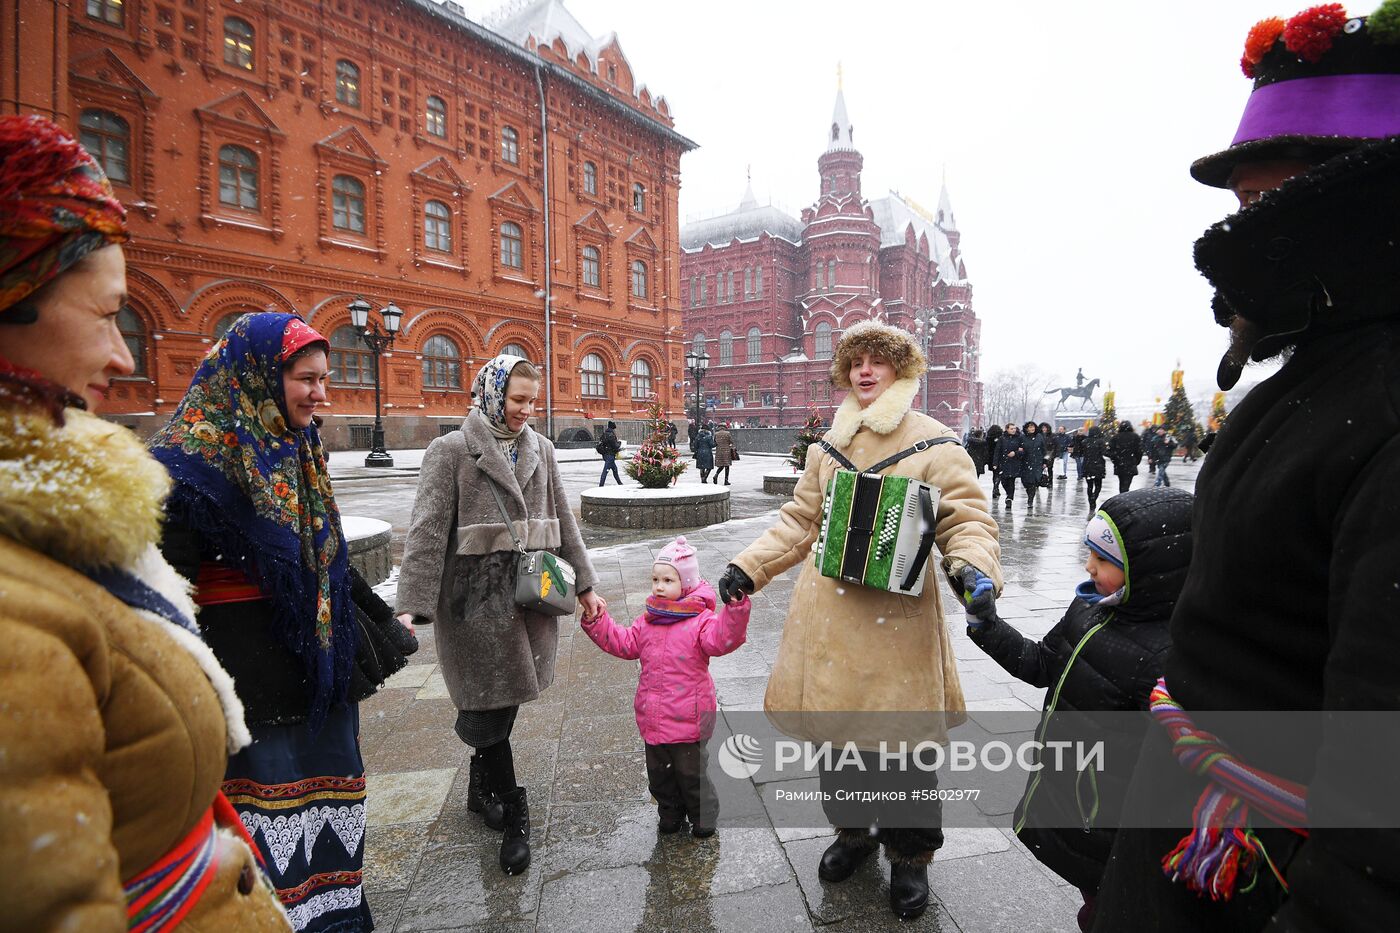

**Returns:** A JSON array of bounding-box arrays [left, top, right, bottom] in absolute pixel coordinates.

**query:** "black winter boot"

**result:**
[[889, 858, 931, 920], [467, 753, 505, 831], [817, 829, 878, 883], [498, 787, 531, 875]]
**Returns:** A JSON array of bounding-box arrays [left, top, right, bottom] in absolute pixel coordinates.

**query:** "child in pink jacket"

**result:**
[[581, 536, 751, 837]]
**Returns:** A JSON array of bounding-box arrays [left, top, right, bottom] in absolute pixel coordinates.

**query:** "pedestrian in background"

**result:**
[[693, 422, 716, 482], [1080, 424, 1108, 515], [712, 424, 735, 485], [1071, 426, 1087, 481], [597, 420, 623, 486], [994, 423, 1025, 505], [1109, 421, 1143, 494], [1149, 428, 1177, 487], [986, 423, 1004, 498], [1021, 421, 1047, 507], [965, 427, 988, 476], [1053, 425, 1072, 480]]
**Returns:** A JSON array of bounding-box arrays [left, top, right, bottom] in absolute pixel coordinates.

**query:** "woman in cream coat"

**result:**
[[716, 320, 1002, 921]]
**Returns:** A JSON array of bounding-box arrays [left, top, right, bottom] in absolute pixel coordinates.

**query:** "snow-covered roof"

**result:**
[[488, 0, 602, 61], [680, 195, 804, 250], [826, 87, 855, 152], [868, 192, 964, 283]]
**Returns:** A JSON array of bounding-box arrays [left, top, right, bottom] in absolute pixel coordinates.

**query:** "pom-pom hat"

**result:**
[[1191, 2, 1400, 188], [654, 535, 701, 595]]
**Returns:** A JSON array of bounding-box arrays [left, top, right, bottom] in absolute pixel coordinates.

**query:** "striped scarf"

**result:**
[[1150, 678, 1308, 901], [644, 592, 707, 624]]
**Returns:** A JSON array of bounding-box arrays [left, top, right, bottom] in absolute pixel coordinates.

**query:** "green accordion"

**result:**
[[812, 437, 956, 597]]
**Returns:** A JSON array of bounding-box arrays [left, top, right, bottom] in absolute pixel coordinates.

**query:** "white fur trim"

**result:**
[[129, 544, 252, 753], [826, 377, 920, 449]]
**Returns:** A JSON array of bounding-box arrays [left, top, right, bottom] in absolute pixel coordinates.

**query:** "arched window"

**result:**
[[744, 267, 752, 299], [581, 246, 601, 287], [335, 59, 360, 107], [814, 322, 833, 360], [630, 358, 653, 399], [718, 330, 733, 367], [814, 263, 824, 292], [223, 17, 254, 70], [424, 95, 447, 137], [331, 175, 365, 233], [747, 327, 761, 363], [500, 126, 519, 164], [329, 325, 373, 385], [86, 0, 124, 26], [630, 260, 648, 299], [692, 332, 705, 357], [501, 343, 528, 359], [583, 161, 597, 195], [755, 266, 763, 297], [499, 221, 523, 269], [212, 312, 246, 341], [78, 110, 129, 185], [117, 306, 146, 376], [424, 199, 452, 252], [580, 352, 606, 398], [828, 258, 837, 290], [217, 145, 259, 211], [421, 334, 461, 389], [632, 183, 645, 213]]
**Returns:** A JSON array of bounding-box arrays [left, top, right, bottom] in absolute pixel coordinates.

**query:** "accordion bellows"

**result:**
[[815, 470, 940, 597]]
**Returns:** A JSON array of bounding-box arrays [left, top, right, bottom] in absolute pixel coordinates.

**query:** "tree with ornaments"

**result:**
[[1098, 391, 1118, 431], [1163, 382, 1198, 453], [624, 395, 688, 488], [788, 410, 826, 471]]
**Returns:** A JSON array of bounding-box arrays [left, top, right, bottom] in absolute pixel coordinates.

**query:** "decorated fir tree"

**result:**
[[1210, 392, 1229, 431], [624, 395, 688, 488], [788, 410, 826, 471], [1098, 391, 1117, 431], [1163, 382, 1197, 442]]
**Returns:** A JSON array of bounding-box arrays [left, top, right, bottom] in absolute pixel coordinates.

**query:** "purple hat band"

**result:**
[[1232, 73, 1400, 146]]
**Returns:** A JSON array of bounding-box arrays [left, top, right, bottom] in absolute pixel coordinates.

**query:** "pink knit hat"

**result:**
[[654, 535, 701, 595]]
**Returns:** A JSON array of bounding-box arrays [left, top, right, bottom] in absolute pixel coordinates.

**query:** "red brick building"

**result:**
[[680, 88, 984, 432], [2, 0, 694, 447]]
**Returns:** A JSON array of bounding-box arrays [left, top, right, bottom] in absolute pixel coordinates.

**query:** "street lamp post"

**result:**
[[913, 308, 938, 415], [684, 349, 710, 431], [347, 296, 403, 468], [776, 393, 788, 427]]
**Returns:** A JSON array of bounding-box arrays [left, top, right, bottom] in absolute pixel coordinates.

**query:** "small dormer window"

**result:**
[[831, 123, 839, 142], [607, 62, 617, 83]]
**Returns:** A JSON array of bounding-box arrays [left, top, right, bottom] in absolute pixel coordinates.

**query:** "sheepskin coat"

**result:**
[[731, 377, 1003, 749], [0, 393, 287, 931], [395, 409, 599, 711]]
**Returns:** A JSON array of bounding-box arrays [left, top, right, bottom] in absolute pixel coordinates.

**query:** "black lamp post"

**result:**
[[913, 309, 938, 415], [684, 348, 710, 431], [347, 296, 403, 468], [776, 393, 788, 427]]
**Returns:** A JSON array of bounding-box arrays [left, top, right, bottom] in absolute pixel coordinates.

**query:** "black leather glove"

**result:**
[[960, 565, 997, 620], [717, 563, 754, 605]]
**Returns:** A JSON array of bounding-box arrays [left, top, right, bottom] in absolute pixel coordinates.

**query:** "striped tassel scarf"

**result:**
[[1149, 678, 1309, 901]]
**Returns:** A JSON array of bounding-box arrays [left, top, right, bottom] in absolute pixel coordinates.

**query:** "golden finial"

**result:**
[[837, 61, 843, 90]]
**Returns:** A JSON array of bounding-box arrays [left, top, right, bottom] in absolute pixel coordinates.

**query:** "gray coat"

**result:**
[[396, 409, 598, 711]]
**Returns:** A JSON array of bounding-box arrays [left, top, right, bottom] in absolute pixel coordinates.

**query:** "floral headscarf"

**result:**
[[148, 312, 352, 728], [473, 353, 529, 431], [0, 115, 128, 316]]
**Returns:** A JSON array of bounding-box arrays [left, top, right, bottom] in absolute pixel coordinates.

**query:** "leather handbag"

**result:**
[[484, 475, 578, 616]]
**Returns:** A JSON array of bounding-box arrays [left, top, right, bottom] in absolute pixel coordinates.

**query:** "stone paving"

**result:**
[[342, 452, 1202, 932]]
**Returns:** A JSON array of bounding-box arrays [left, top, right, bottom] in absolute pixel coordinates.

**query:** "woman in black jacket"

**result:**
[[967, 488, 1192, 931], [1081, 425, 1108, 515], [1108, 421, 1144, 494], [1020, 421, 1047, 506], [993, 423, 1024, 505]]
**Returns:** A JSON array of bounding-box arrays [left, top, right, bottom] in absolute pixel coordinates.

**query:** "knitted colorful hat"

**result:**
[[1191, 2, 1400, 187], [0, 115, 129, 316], [654, 535, 701, 595]]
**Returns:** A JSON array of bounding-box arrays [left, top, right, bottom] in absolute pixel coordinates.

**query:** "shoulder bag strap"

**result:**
[[815, 440, 858, 471], [483, 475, 527, 555]]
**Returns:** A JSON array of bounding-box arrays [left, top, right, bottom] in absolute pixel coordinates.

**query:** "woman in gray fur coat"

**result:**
[[395, 354, 604, 875]]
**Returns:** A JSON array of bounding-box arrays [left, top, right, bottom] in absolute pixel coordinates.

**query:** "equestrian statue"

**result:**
[[1044, 376, 1101, 411]]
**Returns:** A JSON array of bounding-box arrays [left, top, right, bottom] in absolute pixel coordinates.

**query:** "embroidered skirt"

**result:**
[[223, 703, 373, 933]]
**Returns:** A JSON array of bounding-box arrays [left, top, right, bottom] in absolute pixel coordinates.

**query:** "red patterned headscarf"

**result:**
[[0, 114, 129, 316]]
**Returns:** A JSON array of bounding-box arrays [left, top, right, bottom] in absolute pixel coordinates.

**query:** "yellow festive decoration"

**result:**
[[541, 570, 553, 598]]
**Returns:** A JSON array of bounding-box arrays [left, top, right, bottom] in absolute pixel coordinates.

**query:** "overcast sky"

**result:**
[[470, 0, 1296, 410]]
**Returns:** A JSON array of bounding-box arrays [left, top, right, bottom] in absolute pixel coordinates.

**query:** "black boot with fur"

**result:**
[[817, 828, 878, 883], [887, 848, 933, 920]]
